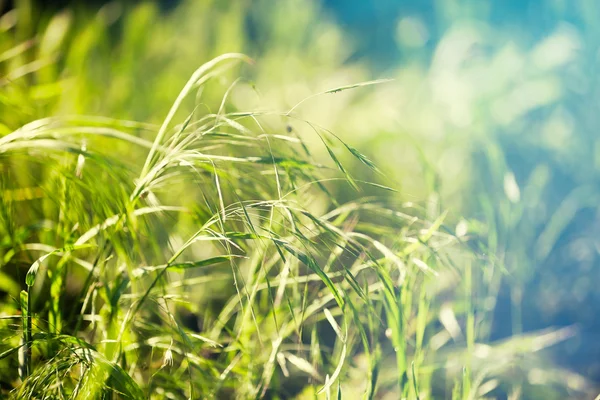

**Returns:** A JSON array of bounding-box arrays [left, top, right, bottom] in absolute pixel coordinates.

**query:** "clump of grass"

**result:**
[[0, 53, 463, 399]]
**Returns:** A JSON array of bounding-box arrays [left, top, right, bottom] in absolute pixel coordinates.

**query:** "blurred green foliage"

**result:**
[[351, 0, 600, 380]]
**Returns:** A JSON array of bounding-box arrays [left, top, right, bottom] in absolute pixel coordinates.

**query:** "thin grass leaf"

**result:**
[[317, 342, 347, 395], [284, 353, 321, 380], [278, 241, 344, 307], [287, 78, 394, 114], [25, 244, 93, 287]]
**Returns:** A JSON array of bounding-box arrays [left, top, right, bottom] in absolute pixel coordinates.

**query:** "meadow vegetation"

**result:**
[[0, 0, 597, 398]]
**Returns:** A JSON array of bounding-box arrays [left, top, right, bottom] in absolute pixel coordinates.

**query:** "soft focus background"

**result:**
[[2, 0, 600, 398]]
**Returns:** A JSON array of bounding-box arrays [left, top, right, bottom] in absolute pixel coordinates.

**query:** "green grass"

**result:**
[[0, 52, 459, 398], [1, 1, 596, 399], [0, 53, 585, 399]]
